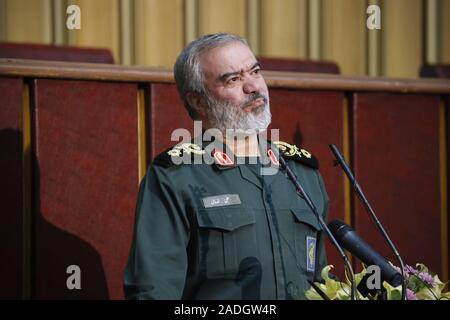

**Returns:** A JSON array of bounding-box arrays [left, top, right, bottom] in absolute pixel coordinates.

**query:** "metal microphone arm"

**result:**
[[278, 156, 356, 300], [329, 144, 406, 300]]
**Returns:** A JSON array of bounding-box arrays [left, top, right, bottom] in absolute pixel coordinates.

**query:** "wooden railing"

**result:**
[[1, 58, 449, 299]]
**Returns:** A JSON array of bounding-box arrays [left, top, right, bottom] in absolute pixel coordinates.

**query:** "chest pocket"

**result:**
[[290, 208, 323, 274], [196, 206, 257, 279]]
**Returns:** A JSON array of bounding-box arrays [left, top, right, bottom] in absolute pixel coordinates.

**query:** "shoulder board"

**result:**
[[272, 140, 319, 169], [153, 143, 205, 168]]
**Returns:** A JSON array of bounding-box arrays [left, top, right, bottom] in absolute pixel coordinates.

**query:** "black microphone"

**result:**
[[328, 144, 406, 300], [328, 219, 403, 287]]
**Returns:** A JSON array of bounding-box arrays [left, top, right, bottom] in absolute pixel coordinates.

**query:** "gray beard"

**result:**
[[204, 91, 272, 134]]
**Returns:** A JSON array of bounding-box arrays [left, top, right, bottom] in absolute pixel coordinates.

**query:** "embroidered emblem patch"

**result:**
[[306, 236, 316, 273], [212, 150, 235, 166], [273, 141, 311, 159], [267, 148, 279, 166], [167, 143, 205, 157]]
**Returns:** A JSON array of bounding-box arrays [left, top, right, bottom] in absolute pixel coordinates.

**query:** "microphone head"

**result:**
[[327, 219, 404, 288], [328, 219, 353, 240]]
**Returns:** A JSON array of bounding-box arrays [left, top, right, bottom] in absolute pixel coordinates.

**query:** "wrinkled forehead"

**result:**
[[199, 41, 258, 82]]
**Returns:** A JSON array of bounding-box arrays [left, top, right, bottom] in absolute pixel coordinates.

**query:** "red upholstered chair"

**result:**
[[0, 42, 115, 64], [258, 56, 340, 74], [420, 64, 450, 79]]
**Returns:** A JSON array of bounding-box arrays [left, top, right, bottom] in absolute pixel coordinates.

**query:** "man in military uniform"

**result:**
[[124, 33, 329, 299]]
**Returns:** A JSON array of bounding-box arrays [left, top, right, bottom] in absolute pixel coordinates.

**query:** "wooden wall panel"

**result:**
[[260, 0, 307, 58], [0, 0, 6, 41], [4, 0, 52, 44], [382, 0, 423, 78], [148, 83, 192, 161], [68, 0, 121, 63], [119, 0, 134, 65], [0, 77, 24, 299], [198, 0, 247, 38], [322, 0, 367, 76], [367, 0, 381, 77], [51, 0, 68, 45], [31, 79, 138, 299], [352, 93, 442, 275], [267, 89, 346, 274], [445, 95, 450, 280], [134, 0, 184, 68], [425, 0, 439, 64], [442, 0, 450, 63]]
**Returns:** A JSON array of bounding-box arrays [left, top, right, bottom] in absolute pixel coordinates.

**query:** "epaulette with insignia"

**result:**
[[272, 141, 319, 169], [153, 143, 206, 168]]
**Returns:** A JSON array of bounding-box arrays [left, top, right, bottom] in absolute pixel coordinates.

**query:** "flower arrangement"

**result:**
[[305, 263, 450, 300]]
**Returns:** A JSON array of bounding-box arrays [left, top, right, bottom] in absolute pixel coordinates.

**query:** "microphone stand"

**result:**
[[329, 144, 406, 300], [278, 156, 357, 300]]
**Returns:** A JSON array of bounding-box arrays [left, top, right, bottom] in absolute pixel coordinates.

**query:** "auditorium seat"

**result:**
[[0, 42, 115, 64], [420, 64, 450, 79], [257, 56, 340, 74]]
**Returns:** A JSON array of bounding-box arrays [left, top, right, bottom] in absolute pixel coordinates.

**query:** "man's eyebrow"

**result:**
[[218, 62, 261, 82], [250, 62, 261, 71]]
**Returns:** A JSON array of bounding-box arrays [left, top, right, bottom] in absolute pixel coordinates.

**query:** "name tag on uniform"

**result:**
[[306, 236, 316, 273], [202, 194, 241, 208]]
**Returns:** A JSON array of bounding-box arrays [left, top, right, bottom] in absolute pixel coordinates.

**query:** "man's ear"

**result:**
[[186, 92, 207, 117]]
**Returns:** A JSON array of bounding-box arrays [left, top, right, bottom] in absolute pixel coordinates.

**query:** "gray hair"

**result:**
[[174, 33, 249, 119]]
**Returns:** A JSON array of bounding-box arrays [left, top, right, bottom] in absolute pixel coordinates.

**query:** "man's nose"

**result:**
[[242, 76, 260, 94]]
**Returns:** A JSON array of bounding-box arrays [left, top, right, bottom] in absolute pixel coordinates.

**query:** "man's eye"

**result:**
[[252, 68, 261, 75], [227, 77, 239, 84]]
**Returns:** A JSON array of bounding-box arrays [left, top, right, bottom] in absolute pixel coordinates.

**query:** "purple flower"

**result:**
[[405, 265, 419, 276], [417, 272, 436, 288], [406, 289, 418, 300]]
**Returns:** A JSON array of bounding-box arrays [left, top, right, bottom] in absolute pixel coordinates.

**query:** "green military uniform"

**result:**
[[124, 138, 329, 300]]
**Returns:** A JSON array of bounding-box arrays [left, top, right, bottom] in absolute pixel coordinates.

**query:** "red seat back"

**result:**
[[258, 56, 340, 74], [0, 42, 114, 64]]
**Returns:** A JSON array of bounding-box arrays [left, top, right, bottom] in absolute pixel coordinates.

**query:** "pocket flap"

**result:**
[[290, 208, 322, 231], [197, 207, 255, 232]]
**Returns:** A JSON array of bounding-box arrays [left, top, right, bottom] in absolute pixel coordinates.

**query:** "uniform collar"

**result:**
[[207, 135, 280, 171], [235, 139, 283, 189]]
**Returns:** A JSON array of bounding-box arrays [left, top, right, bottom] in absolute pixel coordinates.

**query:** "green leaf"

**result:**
[[383, 282, 402, 300]]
